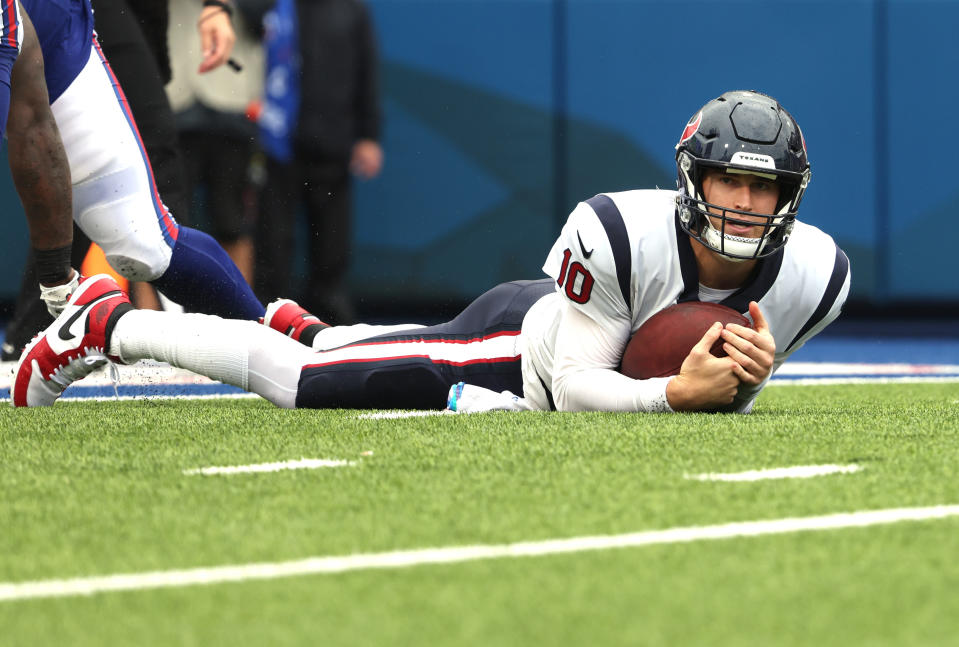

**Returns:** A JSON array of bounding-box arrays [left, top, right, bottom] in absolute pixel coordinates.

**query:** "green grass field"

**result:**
[[1, 382, 958, 646]]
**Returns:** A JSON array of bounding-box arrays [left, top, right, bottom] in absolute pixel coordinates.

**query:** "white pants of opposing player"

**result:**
[[51, 40, 176, 282]]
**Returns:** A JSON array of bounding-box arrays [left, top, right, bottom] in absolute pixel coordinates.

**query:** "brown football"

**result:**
[[620, 302, 751, 379]]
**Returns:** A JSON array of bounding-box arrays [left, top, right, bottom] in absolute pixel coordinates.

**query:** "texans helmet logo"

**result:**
[[679, 111, 702, 144]]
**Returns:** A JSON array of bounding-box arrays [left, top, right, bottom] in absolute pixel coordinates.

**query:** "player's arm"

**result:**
[[196, 0, 237, 73], [551, 302, 675, 412], [545, 201, 660, 411], [7, 7, 78, 305], [552, 304, 743, 412]]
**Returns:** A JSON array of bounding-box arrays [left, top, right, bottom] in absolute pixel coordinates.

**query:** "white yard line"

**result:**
[[686, 464, 861, 482], [183, 458, 355, 476], [1, 504, 957, 602], [777, 362, 959, 376], [768, 376, 959, 386]]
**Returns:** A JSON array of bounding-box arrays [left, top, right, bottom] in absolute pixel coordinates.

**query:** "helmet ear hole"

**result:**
[[677, 152, 709, 203], [774, 177, 798, 214]]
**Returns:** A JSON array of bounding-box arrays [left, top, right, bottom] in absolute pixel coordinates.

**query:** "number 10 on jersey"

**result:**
[[557, 248, 594, 304]]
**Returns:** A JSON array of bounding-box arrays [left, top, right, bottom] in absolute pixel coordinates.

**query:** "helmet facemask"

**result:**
[[674, 91, 811, 261], [676, 152, 807, 260]]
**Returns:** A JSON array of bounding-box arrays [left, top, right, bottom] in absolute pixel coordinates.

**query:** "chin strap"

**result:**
[[702, 221, 763, 261], [39, 269, 80, 317]]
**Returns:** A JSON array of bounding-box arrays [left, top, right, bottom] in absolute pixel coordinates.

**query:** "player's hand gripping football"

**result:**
[[665, 321, 741, 411], [720, 301, 775, 386]]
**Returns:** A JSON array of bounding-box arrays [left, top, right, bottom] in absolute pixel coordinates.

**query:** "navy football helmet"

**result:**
[[675, 90, 810, 260]]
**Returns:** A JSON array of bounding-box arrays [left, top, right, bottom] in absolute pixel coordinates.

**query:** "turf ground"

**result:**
[[1, 380, 958, 646]]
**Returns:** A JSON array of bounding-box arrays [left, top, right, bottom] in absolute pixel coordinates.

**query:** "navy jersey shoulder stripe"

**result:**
[[674, 212, 700, 302], [785, 244, 850, 353], [722, 247, 785, 313], [585, 194, 632, 311], [674, 212, 785, 312], [538, 375, 557, 411]]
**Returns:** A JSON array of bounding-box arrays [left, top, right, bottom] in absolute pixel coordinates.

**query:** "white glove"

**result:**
[[39, 269, 80, 317]]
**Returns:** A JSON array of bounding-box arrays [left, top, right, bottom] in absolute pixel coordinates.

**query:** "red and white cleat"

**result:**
[[261, 298, 328, 346], [13, 274, 133, 407]]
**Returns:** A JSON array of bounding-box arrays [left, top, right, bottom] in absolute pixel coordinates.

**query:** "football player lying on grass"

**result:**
[[13, 91, 850, 413]]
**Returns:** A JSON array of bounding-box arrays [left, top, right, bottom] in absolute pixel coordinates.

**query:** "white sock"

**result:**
[[313, 323, 426, 350], [110, 311, 315, 408]]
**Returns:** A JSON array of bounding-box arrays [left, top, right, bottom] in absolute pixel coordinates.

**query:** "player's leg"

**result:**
[[109, 310, 312, 408], [13, 274, 132, 406], [14, 276, 555, 409], [293, 279, 555, 409], [14, 274, 313, 408], [91, 0, 190, 223], [1, 227, 92, 360], [263, 295, 426, 348], [51, 40, 264, 320]]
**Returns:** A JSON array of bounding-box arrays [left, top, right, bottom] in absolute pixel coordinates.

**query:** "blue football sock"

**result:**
[[151, 226, 265, 320]]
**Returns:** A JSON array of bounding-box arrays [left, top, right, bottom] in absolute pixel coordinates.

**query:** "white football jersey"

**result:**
[[520, 189, 851, 412]]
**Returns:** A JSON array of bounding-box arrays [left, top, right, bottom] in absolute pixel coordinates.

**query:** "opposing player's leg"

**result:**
[[51, 40, 264, 320], [13, 274, 133, 406], [91, 0, 191, 223], [291, 279, 555, 409], [1, 228, 92, 361]]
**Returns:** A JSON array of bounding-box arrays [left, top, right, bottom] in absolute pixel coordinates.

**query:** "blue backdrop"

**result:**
[[0, 0, 951, 306]]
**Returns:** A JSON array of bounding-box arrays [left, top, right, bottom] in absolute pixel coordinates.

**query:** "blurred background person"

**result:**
[[167, 0, 270, 284], [254, 0, 382, 325]]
